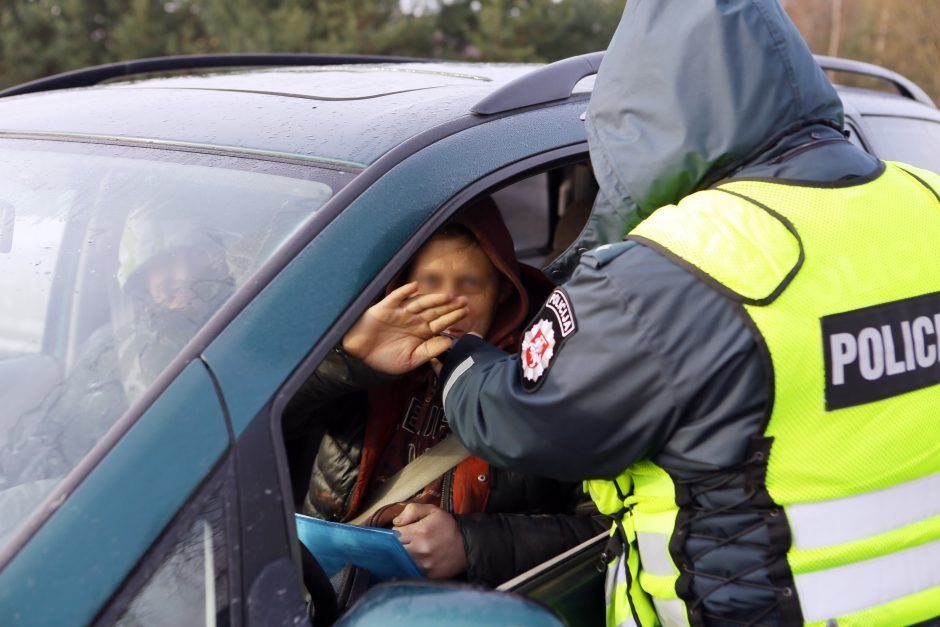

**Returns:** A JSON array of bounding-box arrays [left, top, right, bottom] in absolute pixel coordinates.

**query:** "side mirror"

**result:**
[[335, 581, 564, 627], [0, 200, 14, 253]]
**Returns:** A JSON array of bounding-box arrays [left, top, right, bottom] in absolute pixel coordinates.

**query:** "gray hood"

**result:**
[[557, 0, 846, 275]]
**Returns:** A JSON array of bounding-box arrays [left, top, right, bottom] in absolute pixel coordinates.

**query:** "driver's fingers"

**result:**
[[415, 301, 469, 323], [428, 307, 469, 334], [385, 281, 420, 306], [414, 336, 458, 364], [403, 292, 459, 314]]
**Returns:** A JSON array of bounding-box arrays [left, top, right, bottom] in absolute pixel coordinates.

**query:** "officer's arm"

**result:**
[[439, 244, 684, 481]]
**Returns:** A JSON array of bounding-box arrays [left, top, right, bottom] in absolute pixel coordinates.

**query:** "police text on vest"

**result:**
[[822, 292, 940, 410]]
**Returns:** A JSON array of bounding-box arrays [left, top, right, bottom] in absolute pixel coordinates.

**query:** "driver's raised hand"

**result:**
[[342, 281, 467, 375]]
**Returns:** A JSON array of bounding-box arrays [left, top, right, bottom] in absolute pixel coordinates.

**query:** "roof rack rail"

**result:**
[[815, 55, 935, 108], [0, 53, 428, 98], [471, 51, 603, 116], [471, 51, 935, 116]]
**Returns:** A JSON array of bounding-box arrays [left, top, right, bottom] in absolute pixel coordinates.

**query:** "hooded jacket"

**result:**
[[283, 198, 605, 586], [439, 1, 899, 623], [549, 0, 878, 280]]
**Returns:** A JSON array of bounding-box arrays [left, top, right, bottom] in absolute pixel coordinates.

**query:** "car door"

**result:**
[[200, 97, 596, 625], [0, 359, 234, 626]]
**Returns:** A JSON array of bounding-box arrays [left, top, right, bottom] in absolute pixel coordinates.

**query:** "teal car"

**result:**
[[0, 53, 936, 627]]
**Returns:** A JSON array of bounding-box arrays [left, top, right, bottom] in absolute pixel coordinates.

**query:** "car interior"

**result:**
[[279, 159, 606, 626]]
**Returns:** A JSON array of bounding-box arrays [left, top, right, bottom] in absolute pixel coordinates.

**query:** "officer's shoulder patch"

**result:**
[[579, 241, 637, 270], [520, 288, 578, 393]]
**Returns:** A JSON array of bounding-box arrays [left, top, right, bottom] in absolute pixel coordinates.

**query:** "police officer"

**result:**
[[354, 2, 940, 625]]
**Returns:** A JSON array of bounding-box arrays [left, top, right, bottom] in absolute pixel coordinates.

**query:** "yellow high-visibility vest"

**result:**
[[588, 162, 940, 626]]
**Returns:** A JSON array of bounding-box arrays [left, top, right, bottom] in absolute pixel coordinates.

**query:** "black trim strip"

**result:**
[[627, 234, 756, 305], [731, 306, 776, 436], [896, 164, 940, 205], [712, 159, 886, 189], [713, 189, 805, 306], [627, 187, 806, 307], [766, 136, 850, 165], [669, 479, 701, 627], [743, 437, 803, 626]]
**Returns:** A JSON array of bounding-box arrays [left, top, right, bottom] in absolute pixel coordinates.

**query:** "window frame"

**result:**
[[266, 142, 591, 599]]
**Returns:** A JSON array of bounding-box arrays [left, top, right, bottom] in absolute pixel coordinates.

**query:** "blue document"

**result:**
[[295, 513, 425, 581]]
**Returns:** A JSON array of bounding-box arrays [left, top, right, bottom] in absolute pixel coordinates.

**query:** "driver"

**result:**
[[283, 199, 605, 585]]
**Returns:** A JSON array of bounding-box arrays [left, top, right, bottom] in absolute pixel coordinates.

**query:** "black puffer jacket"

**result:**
[[283, 347, 606, 587]]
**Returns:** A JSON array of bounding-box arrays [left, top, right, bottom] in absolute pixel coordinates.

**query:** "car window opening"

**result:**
[[278, 170, 604, 619]]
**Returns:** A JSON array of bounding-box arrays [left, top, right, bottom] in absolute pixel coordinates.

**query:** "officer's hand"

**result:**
[[343, 282, 468, 375], [393, 503, 469, 579], [430, 332, 482, 376]]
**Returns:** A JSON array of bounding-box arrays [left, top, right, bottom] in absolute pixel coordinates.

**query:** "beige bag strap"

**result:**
[[349, 434, 471, 526]]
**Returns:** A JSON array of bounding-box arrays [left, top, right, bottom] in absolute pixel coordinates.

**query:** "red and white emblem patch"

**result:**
[[521, 318, 556, 382]]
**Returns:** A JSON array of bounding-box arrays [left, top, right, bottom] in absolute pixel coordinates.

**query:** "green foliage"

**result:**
[[0, 0, 625, 89]]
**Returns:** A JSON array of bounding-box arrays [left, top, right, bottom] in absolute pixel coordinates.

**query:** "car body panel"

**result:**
[[836, 85, 940, 121], [202, 99, 589, 436], [334, 582, 563, 627], [0, 360, 230, 626]]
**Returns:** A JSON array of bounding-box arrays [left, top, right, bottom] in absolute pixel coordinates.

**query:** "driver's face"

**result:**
[[408, 235, 503, 338]]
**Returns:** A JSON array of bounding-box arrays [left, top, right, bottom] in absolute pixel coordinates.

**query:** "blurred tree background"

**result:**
[[0, 0, 626, 89], [0, 0, 937, 104], [783, 0, 940, 104]]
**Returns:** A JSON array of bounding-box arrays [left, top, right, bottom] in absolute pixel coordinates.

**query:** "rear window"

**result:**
[[0, 140, 345, 549], [864, 115, 940, 172]]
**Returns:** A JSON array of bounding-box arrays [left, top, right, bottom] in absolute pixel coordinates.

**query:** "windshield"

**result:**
[[0, 140, 345, 546], [865, 115, 940, 173]]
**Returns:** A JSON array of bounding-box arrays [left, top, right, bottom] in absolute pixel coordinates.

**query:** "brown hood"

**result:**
[[448, 197, 552, 347]]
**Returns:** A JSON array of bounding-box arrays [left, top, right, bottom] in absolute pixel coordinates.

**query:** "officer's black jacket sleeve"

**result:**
[[457, 511, 608, 587], [440, 242, 768, 481], [455, 472, 607, 587]]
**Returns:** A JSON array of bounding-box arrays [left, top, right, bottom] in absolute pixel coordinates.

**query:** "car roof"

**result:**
[[836, 85, 940, 122], [1, 54, 935, 169], [0, 62, 545, 168]]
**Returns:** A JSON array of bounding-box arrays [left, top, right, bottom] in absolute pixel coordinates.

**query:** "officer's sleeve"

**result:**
[[439, 243, 685, 481]]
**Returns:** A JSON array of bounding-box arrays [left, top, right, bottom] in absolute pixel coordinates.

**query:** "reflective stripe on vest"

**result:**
[[587, 463, 691, 627], [625, 162, 940, 625], [606, 554, 639, 627], [636, 532, 673, 577], [788, 469, 940, 550], [795, 537, 940, 622]]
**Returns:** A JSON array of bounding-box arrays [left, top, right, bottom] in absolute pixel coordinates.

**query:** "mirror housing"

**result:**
[[334, 581, 564, 627]]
